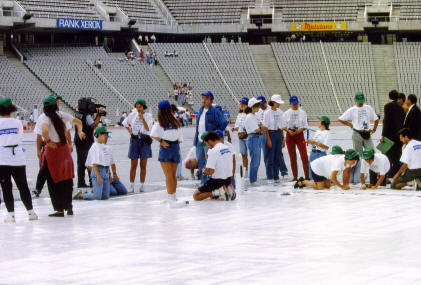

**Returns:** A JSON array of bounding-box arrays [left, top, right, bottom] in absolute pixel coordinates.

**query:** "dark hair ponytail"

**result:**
[[43, 104, 67, 143], [244, 107, 252, 114]]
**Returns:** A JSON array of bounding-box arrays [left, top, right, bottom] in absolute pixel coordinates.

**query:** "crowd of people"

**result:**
[[1, 88, 421, 223], [168, 83, 193, 106]]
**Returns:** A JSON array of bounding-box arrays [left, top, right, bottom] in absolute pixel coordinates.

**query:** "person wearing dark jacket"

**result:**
[[403, 94, 421, 141], [381, 90, 405, 178], [193, 91, 228, 184]]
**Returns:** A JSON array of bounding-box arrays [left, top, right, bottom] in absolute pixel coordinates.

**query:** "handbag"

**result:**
[[355, 129, 371, 140], [141, 134, 153, 145], [238, 132, 248, 140]]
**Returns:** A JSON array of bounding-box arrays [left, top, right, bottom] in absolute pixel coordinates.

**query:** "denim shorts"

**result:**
[[239, 138, 248, 155], [128, 138, 152, 160], [158, 144, 181, 163]]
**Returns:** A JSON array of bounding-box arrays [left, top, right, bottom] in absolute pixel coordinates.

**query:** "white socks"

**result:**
[[139, 183, 144, 192], [4, 212, 15, 223], [130, 182, 135, 192], [168, 193, 177, 201]]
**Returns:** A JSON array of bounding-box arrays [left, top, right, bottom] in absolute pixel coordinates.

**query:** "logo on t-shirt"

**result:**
[[357, 109, 369, 130], [413, 144, 421, 151], [220, 148, 231, 155], [0, 128, 18, 136]]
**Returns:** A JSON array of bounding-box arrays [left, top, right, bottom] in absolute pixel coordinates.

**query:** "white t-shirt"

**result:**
[[263, 108, 285, 130], [224, 141, 235, 155], [0, 118, 25, 166], [361, 153, 390, 175], [85, 142, 114, 167], [34, 112, 72, 136], [400, 140, 421, 169], [245, 113, 260, 134], [283, 108, 308, 130], [35, 111, 74, 143], [122, 111, 154, 136], [150, 122, 183, 142], [256, 108, 266, 124], [310, 130, 329, 152], [206, 142, 233, 179], [338, 105, 378, 131], [234, 113, 247, 133], [198, 108, 208, 141], [311, 154, 346, 178]]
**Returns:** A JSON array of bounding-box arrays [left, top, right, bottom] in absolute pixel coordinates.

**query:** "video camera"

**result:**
[[78, 97, 106, 116]]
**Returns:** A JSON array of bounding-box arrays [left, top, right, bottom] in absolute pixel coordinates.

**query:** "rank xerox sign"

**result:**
[[57, 18, 103, 30]]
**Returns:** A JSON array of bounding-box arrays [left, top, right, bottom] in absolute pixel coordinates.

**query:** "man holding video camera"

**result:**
[[75, 97, 106, 188]]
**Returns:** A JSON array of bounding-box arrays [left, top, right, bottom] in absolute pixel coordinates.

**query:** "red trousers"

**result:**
[[286, 132, 309, 179]]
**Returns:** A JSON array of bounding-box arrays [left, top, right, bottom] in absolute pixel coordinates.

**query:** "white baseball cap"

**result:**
[[271, 94, 285, 105], [248, 97, 262, 108]]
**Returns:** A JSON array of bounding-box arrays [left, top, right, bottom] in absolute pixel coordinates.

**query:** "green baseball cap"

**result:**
[[94, 126, 111, 136], [50, 93, 62, 100], [200, 131, 209, 146], [362, 148, 375, 160], [0, 97, 13, 108], [354, 92, 365, 103], [318, 116, 330, 124], [345, 149, 359, 160], [330, 145, 344, 155], [135, 99, 147, 109], [43, 95, 58, 107]]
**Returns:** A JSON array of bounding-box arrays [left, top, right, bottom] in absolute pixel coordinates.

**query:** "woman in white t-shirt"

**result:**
[[231, 97, 249, 178], [306, 116, 330, 180], [150, 100, 187, 208], [0, 97, 38, 223], [244, 97, 262, 184]]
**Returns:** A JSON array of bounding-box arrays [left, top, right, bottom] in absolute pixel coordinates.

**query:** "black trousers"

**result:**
[[0, 165, 33, 212], [369, 170, 387, 186], [44, 160, 73, 212], [386, 141, 402, 178], [35, 157, 47, 192], [76, 144, 92, 186]]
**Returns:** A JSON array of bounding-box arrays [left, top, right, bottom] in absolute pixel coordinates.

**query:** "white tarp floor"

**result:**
[[1, 126, 421, 284]]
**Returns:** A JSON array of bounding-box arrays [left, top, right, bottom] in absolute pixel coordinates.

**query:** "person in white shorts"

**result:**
[[360, 149, 390, 190], [193, 132, 235, 201]]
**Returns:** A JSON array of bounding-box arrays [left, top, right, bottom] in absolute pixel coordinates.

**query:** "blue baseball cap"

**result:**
[[158, 100, 171, 110], [289, 95, 300, 105], [215, 130, 224, 139], [201, 91, 214, 100], [257, 96, 266, 104], [240, 97, 249, 105]]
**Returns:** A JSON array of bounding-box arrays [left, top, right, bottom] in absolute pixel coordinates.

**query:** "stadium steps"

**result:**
[[250, 44, 290, 108], [372, 45, 398, 117], [6, 56, 74, 114]]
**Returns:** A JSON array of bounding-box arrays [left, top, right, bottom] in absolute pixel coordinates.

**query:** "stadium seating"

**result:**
[[102, 0, 165, 23], [271, 42, 378, 119], [390, 0, 421, 20], [162, 0, 253, 24], [271, 0, 365, 22], [0, 55, 46, 116], [16, 0, 100, 19], [394, 42, 421, 99]]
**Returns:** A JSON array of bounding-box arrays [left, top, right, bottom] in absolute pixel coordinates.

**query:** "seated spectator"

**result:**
[[174, 50, 178, 57]]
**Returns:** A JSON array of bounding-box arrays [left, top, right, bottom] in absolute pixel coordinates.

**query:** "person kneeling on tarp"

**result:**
[[73, 126, 114, 200], [297, 148, 359, 190], [193, 131, 236, 201], [360, 148, 390, 190]]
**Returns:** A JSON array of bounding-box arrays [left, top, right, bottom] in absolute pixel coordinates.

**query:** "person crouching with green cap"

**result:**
[[122, 99, 154, 193], [298, 148, 359, 190], [74, 126, 113, 200], [360, 148, 390, 190], [0, 97, 38, 223]]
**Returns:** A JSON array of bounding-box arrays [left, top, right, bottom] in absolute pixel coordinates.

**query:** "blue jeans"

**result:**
[[266, 132, 287, 180], [260, 134, 270, 179], [248, 134, 261, 183], [110, 179, 128, 196], [350, 159, 361, 183], [308, 151, 327, 180], [196, 144, 209, 184], [83, 166, 110, 200]]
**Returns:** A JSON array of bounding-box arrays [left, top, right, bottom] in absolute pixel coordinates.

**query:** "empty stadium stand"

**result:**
[[391, 0, 421, 20], [102, 0, 165, 23], [271, 42, 379, 119], [394, 42, 421, 102], [162, 0, 253, 24], [0, 55, 47, 116], [16, 0, 100, 19]]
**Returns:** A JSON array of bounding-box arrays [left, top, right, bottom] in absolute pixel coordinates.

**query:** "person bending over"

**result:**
[[360, 149, 390, 190]]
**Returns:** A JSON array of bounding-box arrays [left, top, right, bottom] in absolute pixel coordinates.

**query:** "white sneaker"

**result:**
[[169, 199, 189, 208], [415, 178, 421, 191], [28, 210, 38, 221], [267, 180, 274, 184], [139, 184, 145, 193], [4, 213, 15, 223], [218, 187, 229, 201], [226, 185, 236, 201], [129, 183, 135, 193]]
